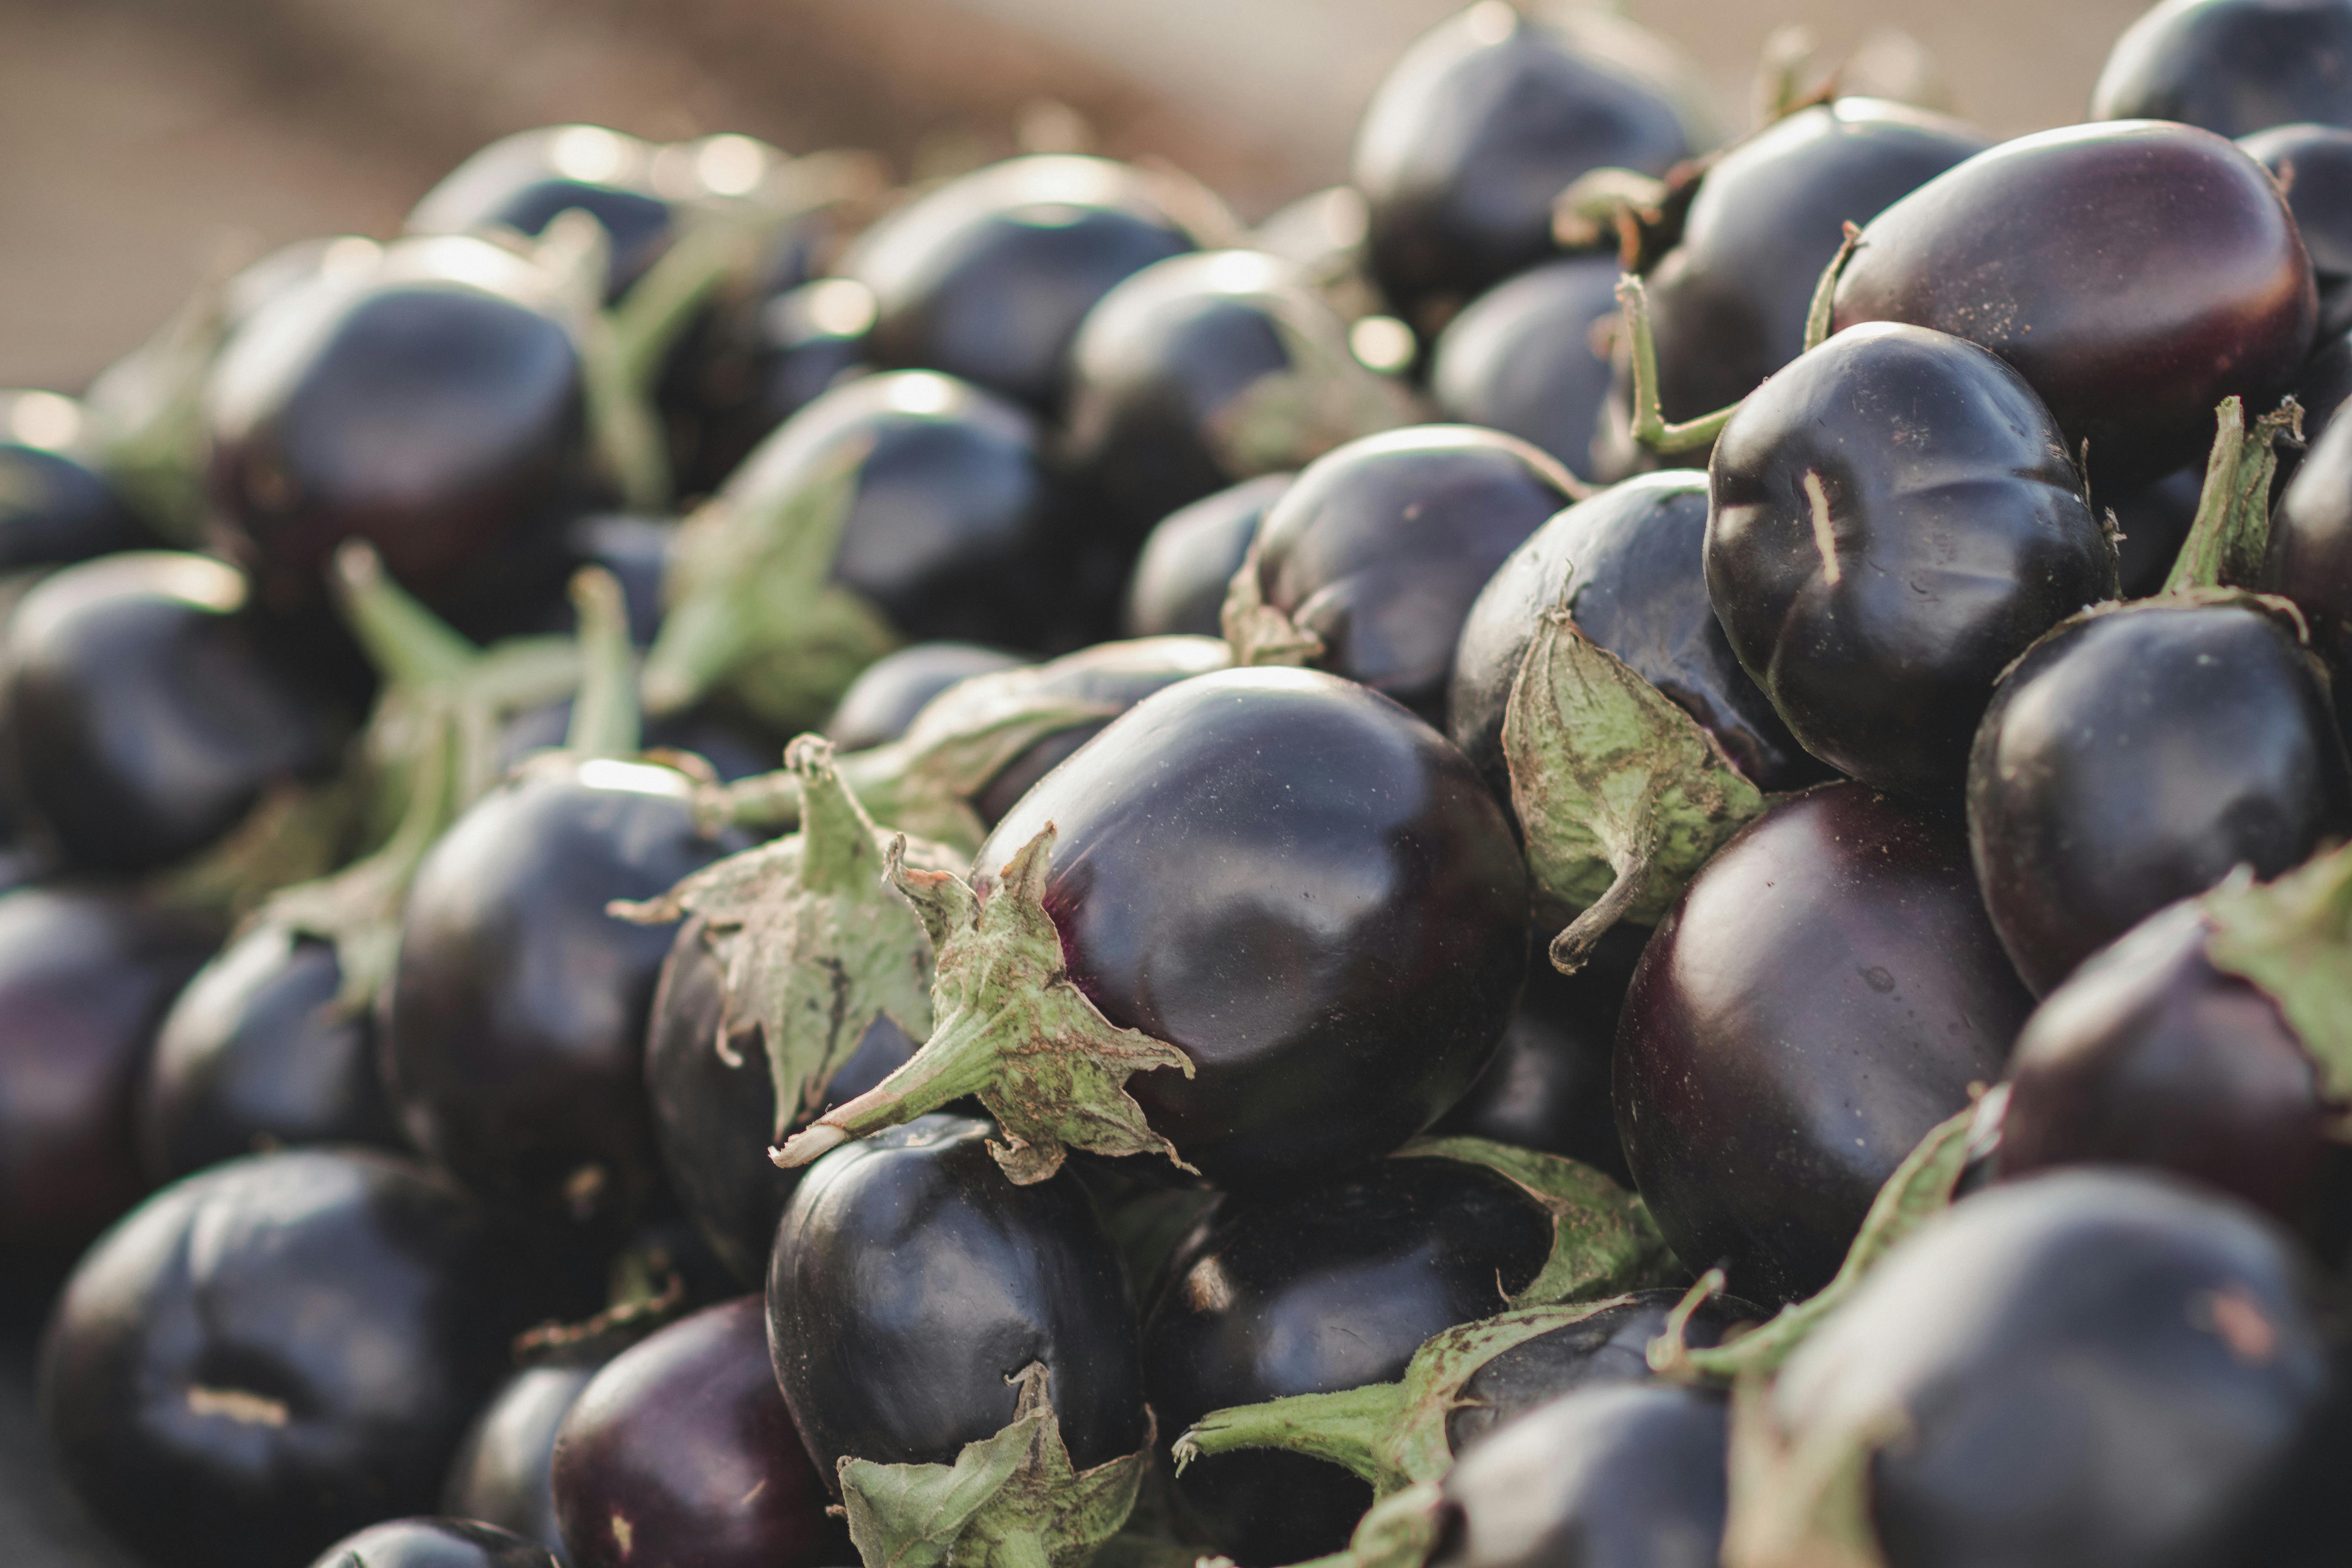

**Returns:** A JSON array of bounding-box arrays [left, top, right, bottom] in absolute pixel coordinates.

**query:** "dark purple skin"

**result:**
[[768, 1116, 1146, 1484], [1122, 473, 1294, 640], [1994, 898, 2350, 1252], [0, 888, 215, 1259], [2093, 0, 2352, 139], [1617, 784, 2032, 1304], [552, 1298, 847, 1568], [0, 395, 150, 570], [1966, 601, 2352, 996], [1350, 5, 1692, 324], [406, 126, 672, 302], [444, 1354, 610, 1565], [976, 666, 1530, 1190], [1443, 1288, 1755, 1456], [1429, 257, 1622, 481], [1430, 1384, 1729, 1568], [666, 280, 874, 497], [1707, 323, 2116, 800], [823, 640, 1028, 751], [1246, 425, 1579, 726], [1450, 469, 1827, 825], [305, 1517, 558, 1568], [1601, 97, 1988, 468], [0, 552, 344, 875], [2243, 123, 2352, 336], [643, 914, 920, 1285], [38, 1149, 527, 1568], [843, 154, 1198, 414], [137, 922, 403, 1185], [1143, 1157, 1557, 1563], [384, 760, 738, 1247], [2268, 388, 2352, 734], [1831, 120, 2318, 492], [205, 259, 590, 625]]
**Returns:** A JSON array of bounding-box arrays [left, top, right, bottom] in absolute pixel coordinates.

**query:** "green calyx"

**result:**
[[639, 437, 901, 734], [1203, 305, 1420, 480], [80, 256, 240, 543], [838, 1363, 1153, 1568], [1173, 1298, 1642, 1499], [1503, 597, 1765, 974], [1394, 1138, 1679, 1307], [610, 735, 956, 1141], [1718, 1370, 1898, 1568], [2162, 395, 2305, 596], [2205, 842, 2352, 1122], [771, 822, 1195, 1184], [1221, 539, 1325, 670]]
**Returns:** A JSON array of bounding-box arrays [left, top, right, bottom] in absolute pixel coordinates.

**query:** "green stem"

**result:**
[[2162, 396, 2303, 595], [330, 542, 481, 688], [612, 217, 756, 392], [1616, 274, 1740, 453], [1172, 1384, 1407, 1493], [1802, 222, 1863, 354], [766, 973, 1019, 1168], [564, 566, 642, 759]]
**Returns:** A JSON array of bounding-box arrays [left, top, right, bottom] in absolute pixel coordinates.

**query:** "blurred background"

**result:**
[[3, 0, 2151, 391]]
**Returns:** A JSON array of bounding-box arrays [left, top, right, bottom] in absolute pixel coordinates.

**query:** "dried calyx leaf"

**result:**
[[639, 437, 900, 734], [1395, 1138, 1680, 1307], [771, 823, 1195, 1184], [1221, 536, 1325, 670], [611, 735, 954, 1141], [2204, 841, 2352, 1122], [1173, 1297, 1644, 1498], [2161, 395, 2305, 596], [1503, 599, 1764, 975], [838, 1363, 1153, 1568]]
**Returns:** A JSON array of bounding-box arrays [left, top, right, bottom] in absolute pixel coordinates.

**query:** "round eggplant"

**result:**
[[0, 888, 215, 1258], [842, 154, 1198, 413], [0, 390, 148, 569], [1143, 1155, 1558, 1562], [137, 921, 402, 1184], [1429, 256, 1622, 480], [2243, 122, 2352, 337], [766, 1115, 1146, 1481], [445, 1353, 610, 1565], [384, 758, 738, 1244], [823, 641, 1027, 751], [1236, 425, 1579, 725], [406, 125, 672, 302], [1122, 474, 1293, 640], [1617, 783, 2033, 1303], [303, 1519, 558, 1568], [1830, 120, 2317, 491], [1965, 599, 2352, 995], [2094, 0, 2352, 138], [1705, 323, 2115, 799], [38, 1148, 525, 1568], [0, 552, 343, 875], [552, 1296, 846, 1568], [2267, 391, 2352, 733], [1351, 3, 1697, 324]]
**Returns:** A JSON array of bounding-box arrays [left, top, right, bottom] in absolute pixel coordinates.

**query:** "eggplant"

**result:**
[[1428, 257, 1622, 481], [303, 1519, 558, 1568], [2094, 0, 2352, 137], [1122, 474, 1293, 640], [444, 1352, 611, 1565], [824, 642, 1028, 752], [406, 124, 673, 302]]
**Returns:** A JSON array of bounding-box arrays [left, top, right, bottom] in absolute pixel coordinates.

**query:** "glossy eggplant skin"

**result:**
[[1623, 98, 1989, 439], [406, 125, 671, 302], [1122, 474, 1293, 640], [2243, 123, 2352, 336], [667, 279, 875, 497], [1707, 323, 2115, 800], [1617, 784, 2031, 1304], [0, 395, 148, 569], [1444, 1289, 1752, 1457], [552, 1297, 847, 1568], [445, 1354, 609, 1565], [1431, 1384, 1729, 1568], [1145, 1157, 1556, 1563], [1772, 1170, 2352, 1568], [137, 922, 402, 1185], [0, 553, 344, 874], [977, 667, 1529, 1191], [823, 641, 1027, 751], [0, 888, 215, 1258], [644, 915, 919, 1285], [1246, 425, 1579, 725], [767, 1115, 1146, 1482], [2094, 0, 2352, 138], [38, 1149, 525, 1568], [1965, 602, 2352, 996], [303, 1518, 558, 1568], [1429, 257, 1622, 480], [844, 155, 1197, 414], [205, 255, 589, 623], [727, 370, 1063, 648], [384, 761, 738, 1245], [1995, 899, 2347, 1248], [1830, 120, 2317, 492], [1451, 470, 1824, 820], [1351, 5, 1692, 324], [2268, 393, 2352, 734]]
